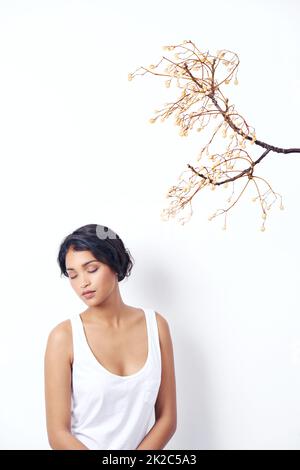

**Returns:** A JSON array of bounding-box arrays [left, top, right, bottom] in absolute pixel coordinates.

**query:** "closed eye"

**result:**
[[69, 268, 98, 280]]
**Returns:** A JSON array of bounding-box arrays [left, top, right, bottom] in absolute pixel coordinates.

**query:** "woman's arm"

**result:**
[[44, 320, 89, 450], [136, 312, 177, 450]]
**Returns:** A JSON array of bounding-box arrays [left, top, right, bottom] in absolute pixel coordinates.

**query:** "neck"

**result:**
[[84, 285, 129, 327]]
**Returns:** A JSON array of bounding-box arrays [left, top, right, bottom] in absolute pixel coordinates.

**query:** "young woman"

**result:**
[[44, 224, 177, 450]]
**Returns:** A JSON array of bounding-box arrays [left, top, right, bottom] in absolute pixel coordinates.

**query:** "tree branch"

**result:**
[[129, 39, 297, 231]]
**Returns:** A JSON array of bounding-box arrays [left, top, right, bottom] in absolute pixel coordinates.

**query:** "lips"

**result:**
[[82, 290, 95, 295]]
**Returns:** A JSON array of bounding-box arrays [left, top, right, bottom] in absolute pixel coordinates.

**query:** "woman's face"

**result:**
[[65, 247, 118, 304]]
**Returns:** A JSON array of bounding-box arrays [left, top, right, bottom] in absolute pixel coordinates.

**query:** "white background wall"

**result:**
[[0, 0, 299, 450]]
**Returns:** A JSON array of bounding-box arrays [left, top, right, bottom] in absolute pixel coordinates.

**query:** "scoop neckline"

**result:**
[[77, 307, 151, 380]]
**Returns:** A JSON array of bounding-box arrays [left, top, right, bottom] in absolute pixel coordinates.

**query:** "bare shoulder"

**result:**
[[46, 319, 72, 344], [154, 311, 173, 344], [155, 311, 168, 326], [154, 311, 177, 426], [45, 319, 73, 363]]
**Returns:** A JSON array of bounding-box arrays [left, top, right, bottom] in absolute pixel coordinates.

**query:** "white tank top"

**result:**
[[69, 308, 162, 450]]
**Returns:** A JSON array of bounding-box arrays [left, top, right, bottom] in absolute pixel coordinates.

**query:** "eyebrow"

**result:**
[[66, 259, 99, 271]]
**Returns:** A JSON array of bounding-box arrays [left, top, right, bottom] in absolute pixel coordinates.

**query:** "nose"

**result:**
[[80, 277, 90, 288]]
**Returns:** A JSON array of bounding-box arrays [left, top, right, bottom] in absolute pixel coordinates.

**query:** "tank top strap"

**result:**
[[70, 313, 82, 341], [70, 313, 89, 364], [144, 308, 161, 368]]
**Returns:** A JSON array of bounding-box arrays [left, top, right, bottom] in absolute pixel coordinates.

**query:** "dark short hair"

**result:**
[[57, 224, 134, 282]]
